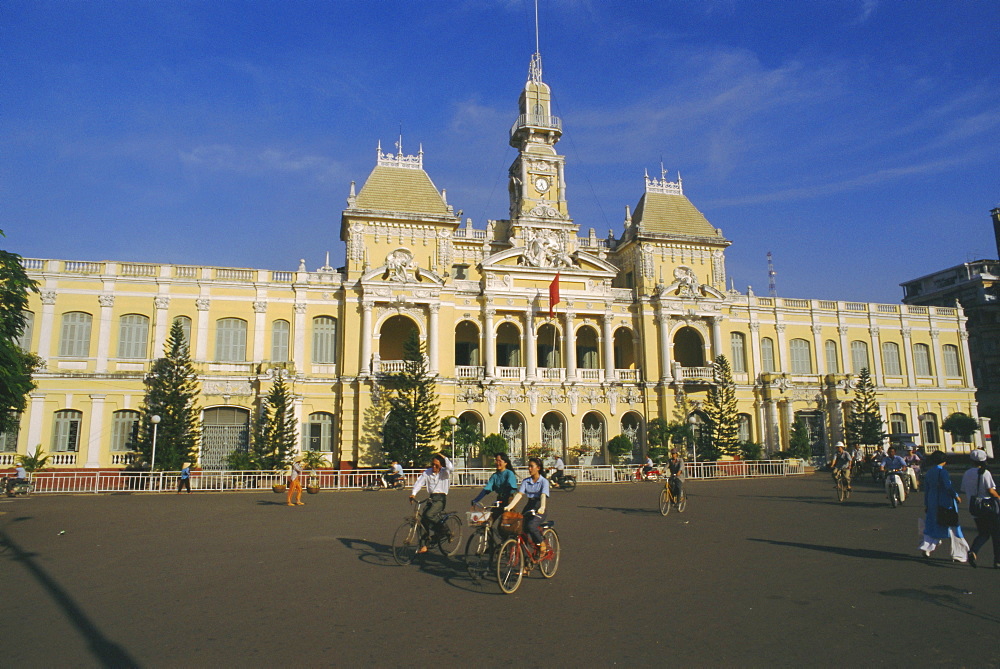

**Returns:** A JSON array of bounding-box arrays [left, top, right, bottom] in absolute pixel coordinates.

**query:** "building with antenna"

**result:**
[[7, 51, 986, 469]]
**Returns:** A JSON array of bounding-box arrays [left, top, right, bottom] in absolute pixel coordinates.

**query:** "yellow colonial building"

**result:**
[[6, 53, 988, 469]]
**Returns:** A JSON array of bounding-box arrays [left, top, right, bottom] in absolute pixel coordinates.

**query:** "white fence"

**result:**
[[9, 460, 804, 495]]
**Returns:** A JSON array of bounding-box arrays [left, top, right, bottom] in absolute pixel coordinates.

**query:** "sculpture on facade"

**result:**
[[521, 229, 573, 268], [385, 248, 417, 282]]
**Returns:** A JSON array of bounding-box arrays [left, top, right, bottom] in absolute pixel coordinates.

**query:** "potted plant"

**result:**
[[302, 451, 330, 493], [606, 435, 634, 465], [569, 444, 598, 466]]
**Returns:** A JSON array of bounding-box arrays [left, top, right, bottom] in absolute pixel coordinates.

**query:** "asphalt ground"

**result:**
[[1, 473, 998, 668]]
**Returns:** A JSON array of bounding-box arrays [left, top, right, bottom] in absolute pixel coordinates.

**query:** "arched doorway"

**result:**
[[499, 411, 525, 461], [202, 407, 251, 470], [455, 321, 480, 367], [541, 411, 566, 459], [379, 315, 418, 361], [621, 411, 644, 462], [613, 327, 635, 369], [496, 322, 522, 368], [581, 411, 605, 463], [794, 409, 826, 457], [536, 323, 561, 370], [457, 411, 484, 459], [576, 325, 600, 370], [673, 326, 704, 367]]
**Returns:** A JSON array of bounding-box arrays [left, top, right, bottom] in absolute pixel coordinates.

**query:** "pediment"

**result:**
[[483, 247, 617, 277]]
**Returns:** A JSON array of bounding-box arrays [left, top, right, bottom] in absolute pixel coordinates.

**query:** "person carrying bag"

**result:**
[[961, 449, 1000, 568]]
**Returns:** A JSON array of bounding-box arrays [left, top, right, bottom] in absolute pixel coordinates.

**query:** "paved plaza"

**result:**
[[2, 473, 997, 668]]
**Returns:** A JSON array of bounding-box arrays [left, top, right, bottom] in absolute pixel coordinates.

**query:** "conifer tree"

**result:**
[[788, 418, 813, 459], [704, 354, 741, 457], [845, 367, 885, 448], [381, 330, 440, 466], [0, 232, 42, 437], [250, 375, 298, 470], [138, 320, 200, 469]]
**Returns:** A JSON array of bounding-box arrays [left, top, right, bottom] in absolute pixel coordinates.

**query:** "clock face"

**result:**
[[534, 177, 550, 193]]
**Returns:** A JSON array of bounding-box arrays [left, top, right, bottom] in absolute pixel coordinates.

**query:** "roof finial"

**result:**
[[528, 0, 543, 83]]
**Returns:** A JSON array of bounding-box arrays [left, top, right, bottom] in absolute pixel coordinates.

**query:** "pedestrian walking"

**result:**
[[287, 457, 304, 506], [918, 450, 969, 562], [177, 462, 192, 493], [961, 449, 1000, 568]]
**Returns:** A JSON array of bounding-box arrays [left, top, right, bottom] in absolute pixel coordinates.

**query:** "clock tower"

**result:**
[[506, 52, 578, 254]]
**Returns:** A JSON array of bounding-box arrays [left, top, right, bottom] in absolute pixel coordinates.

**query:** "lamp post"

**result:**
[[688, 414, 698, 465], [149, 415, 161, 472], [448, 416, 458, 463]]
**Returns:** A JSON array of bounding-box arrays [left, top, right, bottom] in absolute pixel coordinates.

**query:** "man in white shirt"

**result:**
[[410, 454, 454, 553], [551, 455, 566, 486], [6, 464, 27, 494]]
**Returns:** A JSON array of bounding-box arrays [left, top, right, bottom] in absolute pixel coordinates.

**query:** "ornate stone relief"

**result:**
[[294, 303, 307, 314], [437, 230, 453, 270], [457, 387, 484, 405], [253, 301, 268, 313], [520, 228, 573, 268], [527, 205, 565, 220], [385, 248, 417, 282], [640, 244, 655, 279], [655, 265, 726, 299], [196, 298, 211, 311], [349, 223, 366, 262], [41, 290, 57, 305], [99, 294, 115, 308], [154, 296, 170, 310], [202, 380, 253, 396]]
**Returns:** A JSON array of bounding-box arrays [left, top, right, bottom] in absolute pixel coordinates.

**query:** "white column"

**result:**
[[253, 301, 267, 363], [811, 324, 824, 375], [658, 313, 672, 383], [838, 324, 851, 376], [428, 304, 440, 375], [602, 314, 615, 382], [360, 300, 373, 376], [484, 308, 496, 379], [748, 322, 761, 377], [564, 310, 577, 381], [526, 311, 537, 381], [930, 329, 945, 387], [901, 328, 916, 387], [153, 296, 170, 357], [782, 399, 794, 450], [292, 302, 307, 371], [754, 400, 766, 447], [775, 323, 788, 373], [38, 290, 57, 362], [96, 293, 115, 372], [26, 393, 46, 455], [909, 402, 921, 448], [86, 395, 106, 468], [959, 330, 974, 388], [766, 398, 779, 451], [710, 316, 723, 361], [869, 326, 884, 386], [939, 402, 952, 449], [195, 298, 211, 362]]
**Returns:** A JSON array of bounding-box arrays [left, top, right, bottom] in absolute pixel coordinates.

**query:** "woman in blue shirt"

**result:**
[[919, 450, 968, 562], [471, 453, 518, 508], [505, 457, 550, 552]]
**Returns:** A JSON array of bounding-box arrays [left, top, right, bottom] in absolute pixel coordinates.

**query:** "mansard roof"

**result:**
[[631, 191, 723, 239], [354, 165, 450, 216]]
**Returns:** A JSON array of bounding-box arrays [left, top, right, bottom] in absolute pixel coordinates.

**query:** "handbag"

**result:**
[[936, 506, 959, 527], [969, 469, 1000, 517]]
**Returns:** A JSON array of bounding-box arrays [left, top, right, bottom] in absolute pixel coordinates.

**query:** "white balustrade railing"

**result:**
[[496, 366, 525, 381], [678, 366, 714, 380], [10, 460, 804, 495], [455, 365, 484, 380], [538, 367, 564, 381], [578, 369, 602, 381], [616, 369, 640, 382]]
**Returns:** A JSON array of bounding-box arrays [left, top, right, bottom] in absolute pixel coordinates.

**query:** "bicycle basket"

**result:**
[[499, 511, 523, 536], [466, 510, 490, 526]]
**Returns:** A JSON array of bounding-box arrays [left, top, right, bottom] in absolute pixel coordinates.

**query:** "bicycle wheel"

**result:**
[[392, 521, 421, 566], [496, 538, 523, 594], [561, 477, 576, 492], [659, 488, 671, 516], [677, 493, 687, 513], [539, 528, 560, 578], [465, 529, 491, 581], [836, 477, 846, 503], [437, 514, 463, 556]]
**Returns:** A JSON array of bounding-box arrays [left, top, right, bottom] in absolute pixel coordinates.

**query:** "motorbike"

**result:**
[[634, 467, 662, 482], [364, 472, 406, 491], [5, 477, 33, 498], [885, 468, 909, 508], [545, 470, 577, 492]]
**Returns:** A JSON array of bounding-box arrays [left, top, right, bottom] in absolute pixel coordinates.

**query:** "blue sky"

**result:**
[[4, 0, 998, 303]]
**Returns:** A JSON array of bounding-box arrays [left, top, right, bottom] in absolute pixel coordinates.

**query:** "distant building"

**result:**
[[901, 207, 1000, 451], [5, 53, 985, 470]]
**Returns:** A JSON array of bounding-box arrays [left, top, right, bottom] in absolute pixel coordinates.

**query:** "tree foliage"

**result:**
[[844, 367, 885, 447], [481, 433, 510, 458], [138, 320, 200, 470], [646, 417, 692, 462], [250, 375, 298, 471], [606, 434, 634, 463], [704, 355, 741, 457], [942, 412, 979, 443], [788, 419, 812, 459], [0, 232, 42, 437], [381, 331, 440, 467]]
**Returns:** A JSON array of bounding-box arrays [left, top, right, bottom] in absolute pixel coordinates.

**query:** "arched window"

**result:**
[[454, 321, 480, 367], [117, 314, 150, 359], [59, 312, 93, 357], [943, 344, 961, 377], [789, 339, 812, 374], [305, 412, 334, 452], [52, 409, 83, 452], [576, 326, 600, 369], [882, 342, 902, 376], [825, 340, 839, 374], [312, 316, 337, 364], [111, 410, 141, 451], [737, 413, 752, 442], [173, 316, 192, 344], [850, 341, 869, 374], [215, 318, 248, 362], [271, 320, 290, 362], [760, 337, 775, 373], [913, 343, 933, 376], [0, 414, 19, 452], [889, 413, 907, 435], [19, 311, 34, 352], [730, 332, 747, 373], [920, 413, 940, 444]]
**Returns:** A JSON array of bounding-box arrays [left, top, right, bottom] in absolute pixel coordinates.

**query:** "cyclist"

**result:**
[[504, 457, 550, 558], [550, 454, 566, 487], [383, 459, 404, 488], [667, 450, 685, 500], [642, 455, 655, 477], [829, 442, 852, 492], [409, 453, 454, 554], [882, 446, 909, 503], [904, 446, 922, 491], [471, 453, 518, 537], [5, 462, 27, 494]]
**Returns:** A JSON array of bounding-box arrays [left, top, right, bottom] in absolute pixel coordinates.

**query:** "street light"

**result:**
[[688, 414, 698, 465], [149, 415, 161, 473], [448, 416, 458, 463]]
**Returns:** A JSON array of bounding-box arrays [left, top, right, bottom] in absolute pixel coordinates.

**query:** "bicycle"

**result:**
[[495, 511, 560, 594], [465, 501, 504, 581], [658, 475, 687, 516], [391, 498, 463, 566], [833, 469, 851, 502]]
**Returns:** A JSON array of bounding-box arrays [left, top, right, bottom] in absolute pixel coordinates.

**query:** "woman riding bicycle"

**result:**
[[471, 453, 518, 526], [504, 457, 551, 557]]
